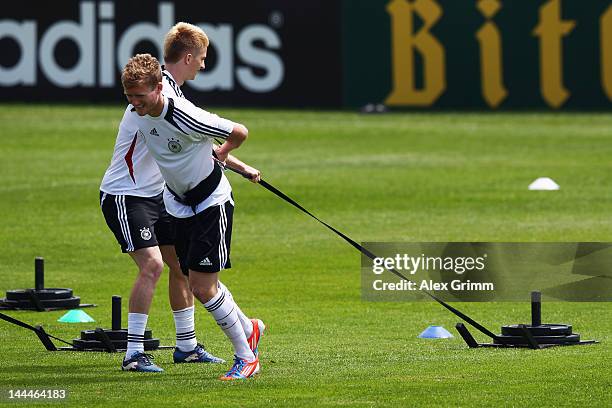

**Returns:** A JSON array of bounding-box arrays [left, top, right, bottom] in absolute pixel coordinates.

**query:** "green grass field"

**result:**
[[0, 105, 611, 407]]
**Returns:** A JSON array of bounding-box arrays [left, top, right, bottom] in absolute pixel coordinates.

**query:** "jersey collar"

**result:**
[[162, 66, 179, 85]]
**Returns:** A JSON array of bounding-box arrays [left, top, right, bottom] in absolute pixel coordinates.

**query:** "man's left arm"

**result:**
[[214, 147, 261, 183]]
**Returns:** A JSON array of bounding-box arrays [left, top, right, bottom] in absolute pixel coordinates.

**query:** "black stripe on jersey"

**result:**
[[173, 110, 227, 139], [162, 71, 184, 98], [164, 98, 188, 135], [173, 107, 231, 139]]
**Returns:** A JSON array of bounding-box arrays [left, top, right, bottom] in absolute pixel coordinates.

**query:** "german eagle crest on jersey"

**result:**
[[167, 138, 182, 153], [140, 227, 152, 241]]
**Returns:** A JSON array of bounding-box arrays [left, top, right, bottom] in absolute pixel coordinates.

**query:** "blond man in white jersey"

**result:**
[[100, 23, 264, 373]]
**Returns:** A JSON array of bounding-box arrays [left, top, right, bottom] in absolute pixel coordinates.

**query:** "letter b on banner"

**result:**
[[385, 0, 446, 106]]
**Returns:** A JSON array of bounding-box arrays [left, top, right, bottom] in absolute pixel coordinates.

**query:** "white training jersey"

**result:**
[[99, 69, 185, 197], [129, 95, 235, 218]]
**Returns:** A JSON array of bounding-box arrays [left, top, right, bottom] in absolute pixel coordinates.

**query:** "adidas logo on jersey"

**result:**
[[150, 128, 159, 136], [199, 257, 212, 266]]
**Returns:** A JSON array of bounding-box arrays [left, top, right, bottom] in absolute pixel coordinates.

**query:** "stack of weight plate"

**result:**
[[69, 296, 160, 352], [1, 257, 84, 311], [494, 323, 580, 346], [72, 328, 160, 351], [1, 288, 81, 310]]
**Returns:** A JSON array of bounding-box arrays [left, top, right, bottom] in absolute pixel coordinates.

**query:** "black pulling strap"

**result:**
[[0, 312, 75, 347], [222, 163, 499, 340]]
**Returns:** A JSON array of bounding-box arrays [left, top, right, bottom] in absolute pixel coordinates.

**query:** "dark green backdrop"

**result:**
[[343, 0, 612, 109]]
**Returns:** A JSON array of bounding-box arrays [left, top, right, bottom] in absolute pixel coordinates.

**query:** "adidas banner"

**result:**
[[0, 0, 343, 107]]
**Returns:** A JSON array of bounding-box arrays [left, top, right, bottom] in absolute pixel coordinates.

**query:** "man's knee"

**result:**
[[190, 280, 218, 303], [138, 257, 164, 282]]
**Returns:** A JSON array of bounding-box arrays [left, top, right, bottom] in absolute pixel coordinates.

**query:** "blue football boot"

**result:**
[[173, 343, 225, 364], [122, 352, 164, 373]]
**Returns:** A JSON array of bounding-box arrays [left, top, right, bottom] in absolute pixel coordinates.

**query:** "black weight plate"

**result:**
[[80, 329, 154, 341], [72, 338, 160, 351], [142, 339, 160, 350], [501, 324, 573, 337], [6, 288, 73, 301], [494, 333, 581, 345], [1, 296, 81, 309]]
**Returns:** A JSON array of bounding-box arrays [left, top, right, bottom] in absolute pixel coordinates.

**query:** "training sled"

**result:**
[[0, 258, 94, 311], [0, 295, 171, 352], [221, 164, 599, 351], [455, 291, 598, 349]]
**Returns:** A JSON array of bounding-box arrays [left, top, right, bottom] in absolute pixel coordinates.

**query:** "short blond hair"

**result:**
[[121, 54, 162, 89], [164, 22, 209, 63]]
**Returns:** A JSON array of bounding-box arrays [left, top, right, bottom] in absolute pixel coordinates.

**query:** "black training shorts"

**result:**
[[100, 191, 174, 253], [173, 200, 233, 275]]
